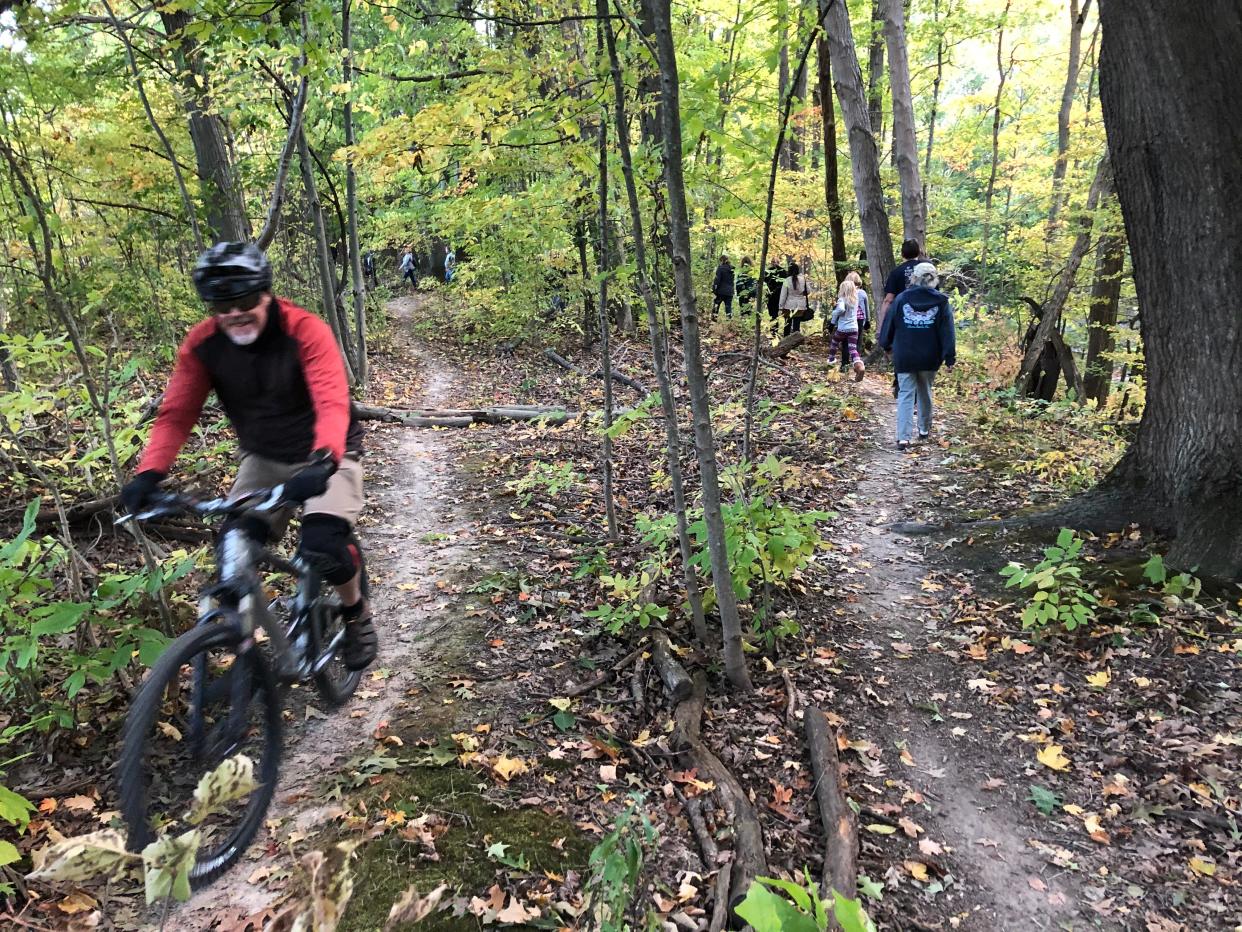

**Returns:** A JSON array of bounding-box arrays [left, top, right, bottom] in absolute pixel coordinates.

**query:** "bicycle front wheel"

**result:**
[[117, 618, 283, 889]]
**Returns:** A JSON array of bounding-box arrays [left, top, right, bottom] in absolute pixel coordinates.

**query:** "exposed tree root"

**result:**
[[672, 672, 767, 919]]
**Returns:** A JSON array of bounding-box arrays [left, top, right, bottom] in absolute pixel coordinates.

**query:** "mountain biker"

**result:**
[[119, 242, 379, 671]]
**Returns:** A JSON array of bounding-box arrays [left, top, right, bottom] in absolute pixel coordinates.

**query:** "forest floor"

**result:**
[[8, 294, 1240, 931]]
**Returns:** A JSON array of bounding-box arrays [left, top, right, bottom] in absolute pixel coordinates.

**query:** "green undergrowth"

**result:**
[[340, 766, 591, 931]]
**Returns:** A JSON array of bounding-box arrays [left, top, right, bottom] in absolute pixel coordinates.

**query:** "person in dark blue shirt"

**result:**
[[878, 262, 956, 449]]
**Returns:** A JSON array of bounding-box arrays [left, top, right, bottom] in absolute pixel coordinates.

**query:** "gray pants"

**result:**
[[896, 371, 935, 442]]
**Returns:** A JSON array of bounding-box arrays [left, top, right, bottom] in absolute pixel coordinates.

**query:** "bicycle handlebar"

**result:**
[[117, 485, 288, 525]]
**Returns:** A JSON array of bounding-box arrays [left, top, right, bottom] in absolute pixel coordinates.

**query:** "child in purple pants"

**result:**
[[828, 280, 866, 381]]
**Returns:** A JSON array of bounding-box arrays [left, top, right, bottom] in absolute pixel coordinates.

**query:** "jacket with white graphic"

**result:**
[[877, 285, 956, 373]]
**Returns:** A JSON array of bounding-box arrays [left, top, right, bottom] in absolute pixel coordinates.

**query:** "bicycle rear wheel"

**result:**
[[117, 618, 283, 889]]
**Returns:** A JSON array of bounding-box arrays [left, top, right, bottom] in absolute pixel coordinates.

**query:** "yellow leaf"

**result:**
[[904, 860, 929, 882], [1036, 744, 1071, 772], [1189, 857, 1216, 877], [57, 891, 97, 914], [1086, 670, 1111, 688], [492, 756, 528, 781]]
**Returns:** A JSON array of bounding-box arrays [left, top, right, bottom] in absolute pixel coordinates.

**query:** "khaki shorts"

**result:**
[[232, 452, 363, 541]]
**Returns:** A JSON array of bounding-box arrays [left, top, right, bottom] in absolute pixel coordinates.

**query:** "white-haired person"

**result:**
[[877, 262, 956, 449]]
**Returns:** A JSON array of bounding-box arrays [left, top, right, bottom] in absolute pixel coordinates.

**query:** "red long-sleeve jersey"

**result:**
[[138, 298, 362, 474]]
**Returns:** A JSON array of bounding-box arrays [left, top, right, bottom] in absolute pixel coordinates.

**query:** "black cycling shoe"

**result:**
[[341, 603, 378, 671]]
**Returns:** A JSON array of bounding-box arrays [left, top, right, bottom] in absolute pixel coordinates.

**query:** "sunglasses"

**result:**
[[210, 293, 265, 316]]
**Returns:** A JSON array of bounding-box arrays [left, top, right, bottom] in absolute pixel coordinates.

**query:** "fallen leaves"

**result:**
[[1036, 744, 1071, 772]]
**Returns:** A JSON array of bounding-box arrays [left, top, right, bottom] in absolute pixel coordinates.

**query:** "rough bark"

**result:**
[[1094, 0, 1242, 579], [604, 2, 709, 647], [1082, 223, 1125, 405], [595, 83, 618, 541], [650, 0, 753, 692], [651, 630, 692, 703], [816, 23, 848, 282], [1016, 154, 1109, 397], [824, 0, 895, 314], [881, 0, 925, 245], [1046, 0, 1092, 239], [158, 9, 249, 242]]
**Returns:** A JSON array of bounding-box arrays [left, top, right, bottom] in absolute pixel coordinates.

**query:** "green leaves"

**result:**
[[1028, 784, 1062, 816], [735, 874, 876, 932], [142, 829, 201, 904], [0, 784, 35, 832], [999, 529, 1098, 632]]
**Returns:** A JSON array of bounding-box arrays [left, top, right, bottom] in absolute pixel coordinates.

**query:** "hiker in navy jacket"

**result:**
[[878, 262, 956, 449]]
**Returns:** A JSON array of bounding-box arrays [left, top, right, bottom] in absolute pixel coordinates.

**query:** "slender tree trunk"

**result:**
[[159, 10, 249, 242], [816, 25, 848, 282], [650, 0, 753, 694], [881, 0, 924, 245], [342, 0, 368, 387], [1046, 0, 1092, 240], [1016, 154, 1109, 398], [595, 31, 618, 542], [980, 0, 1012, 285], [824, 0, 895, 316], [603, 0, 709, 647], [1092, 0, 1242, 579], [1083, 222, 1125, 405], [922, 0, 945, 209], [298, 128, 358, 384], [779, 2, 791, 171], [866, 0, 884, 139]]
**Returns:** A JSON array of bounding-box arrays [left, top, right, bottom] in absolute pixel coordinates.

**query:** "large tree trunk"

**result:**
[[1046, 0, 1092, 240], [1082, 220, 1124, 405], [159, 10, 249, 242], [1094, 0, 1242, 579], [650, 0, 754, 693], [816, 25, 848, 282], [824, 0, 895, 316], [881, 0, 925, 246]]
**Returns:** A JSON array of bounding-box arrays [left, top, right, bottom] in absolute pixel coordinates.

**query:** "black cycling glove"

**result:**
[[120, 470, 165, 514], [283, 449, 338, 504]]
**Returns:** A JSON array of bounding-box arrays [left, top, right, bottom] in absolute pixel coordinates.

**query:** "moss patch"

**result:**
[[341, 765, 592, 931]]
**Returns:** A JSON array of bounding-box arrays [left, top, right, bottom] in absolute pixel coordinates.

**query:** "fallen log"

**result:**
[[562, 645, 644, 699], [543, 348, 649, 395], [673, 671, 767, 917], [651, 631, 693, 703], [805, 707, 858, 905], [354, 403, 573, 427], [768, 331, 806, 358]]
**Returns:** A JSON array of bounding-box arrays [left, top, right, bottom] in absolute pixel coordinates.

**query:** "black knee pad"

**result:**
[[298, 514, 360, 585]]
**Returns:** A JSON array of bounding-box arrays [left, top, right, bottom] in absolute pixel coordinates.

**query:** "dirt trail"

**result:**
[[842, 377, 1088, 930], [178, 296, 471, 930]]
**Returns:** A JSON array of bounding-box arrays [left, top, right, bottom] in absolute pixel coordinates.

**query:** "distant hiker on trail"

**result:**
[[399, 247, 417, 290], [711, 254, 735, 321], [779, 262, 812, 336], [881, 240, 924, 396], [735, 257, 757, 311], [764, 259, 786, 334], [828, 279, 866, 381], [443, 248, 457, 283], [878, 262, 956, 450], [363, 251, 377, 289]]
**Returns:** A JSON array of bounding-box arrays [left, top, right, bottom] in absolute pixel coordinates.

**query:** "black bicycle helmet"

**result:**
[[192, 241, 273, 302]]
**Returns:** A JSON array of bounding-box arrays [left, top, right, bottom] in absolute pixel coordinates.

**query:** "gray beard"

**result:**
[[223, 327, 260, 346]]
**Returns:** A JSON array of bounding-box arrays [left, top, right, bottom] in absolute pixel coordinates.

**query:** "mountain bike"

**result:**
[[115, 485, 366, 887]]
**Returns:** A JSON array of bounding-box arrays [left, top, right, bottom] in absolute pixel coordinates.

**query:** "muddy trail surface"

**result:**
[[177, 297, 479, 931], [831, 376, 1097, 931]]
